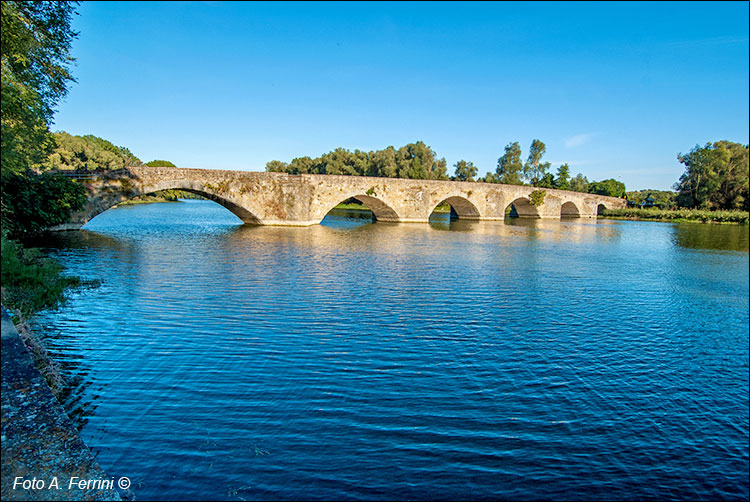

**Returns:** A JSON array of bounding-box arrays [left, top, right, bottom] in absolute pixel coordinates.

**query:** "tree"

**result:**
[[588, 178, 626, 198], [265, 160, 288, 172], [145, 159, 176, 167], [369, 147, 397, 178], [43, 132, 143, 171], [675, 141, 749, 210], [1, 1, 84, 236], [569, 173, 589, 193], [396, 142, 448, 180], [1, 171, 86, 237], [1, 1, 78, 176], [495, 142, 523, 185], [287, 156, 316, 174], [524, 139, 550, 186], [536, 173, 556, 188], [263, 141, 449, 181], [453, 160, 478, 182], [555, 164, 571, 190]]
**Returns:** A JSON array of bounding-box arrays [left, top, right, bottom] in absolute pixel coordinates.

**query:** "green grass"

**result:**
[[1, 234, 98, 395], [599, 208, 749, 224], [1, 235, 99, 317]]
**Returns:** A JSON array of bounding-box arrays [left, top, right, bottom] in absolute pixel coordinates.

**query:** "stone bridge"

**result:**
[[54, 166, 626, 229]]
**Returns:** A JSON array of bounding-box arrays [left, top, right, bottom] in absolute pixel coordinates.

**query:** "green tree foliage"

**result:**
[[535, 173, 556, 188], [1, 1, 78, 176], [676, 141, 749, 210], [369, 147, 398, 178], [524, 139, 551, 186], [453, 160, 478, 182], [396, 142, 448, 180], [44, 132, 143, 171], [555, 164, 571, 190], [265, 160, 288, 172], [1, 2, 86, 237], [1, 234, 87, 317], [145, 159, 176, 167], [588, 178, 626, 198], [495, 142, 524, 185], [529, 189, 546, 206], [626, 190, 678, 209], [264, 142, 447, 180], [2, 171, 86, 237], [569, 173, 589, 193]]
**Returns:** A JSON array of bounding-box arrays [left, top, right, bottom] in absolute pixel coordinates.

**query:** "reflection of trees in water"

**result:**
[[673, 223, 749, 252]]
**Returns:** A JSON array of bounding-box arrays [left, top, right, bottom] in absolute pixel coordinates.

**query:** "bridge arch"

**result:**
[[429, 196, 481, 220], [505, 197, 540, 218], [320, 194, 400, 222], [596, 202, 609, 215], [85, 182, 263, 225], [560, 201, 581, 218]]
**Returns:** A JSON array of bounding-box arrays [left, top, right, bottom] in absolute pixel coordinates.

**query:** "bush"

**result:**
[[1, 170, 88, 237], [529, 189, 546, 206], [1, 234, 92, 317]]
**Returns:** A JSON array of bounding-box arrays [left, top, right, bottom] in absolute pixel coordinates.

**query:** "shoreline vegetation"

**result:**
[[599, 208, 749, 224], [1, 236, 99, 396]]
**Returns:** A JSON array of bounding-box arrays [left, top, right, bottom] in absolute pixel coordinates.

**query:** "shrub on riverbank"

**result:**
[[0, 235, 91, 318], [600, 208, 749, 224]]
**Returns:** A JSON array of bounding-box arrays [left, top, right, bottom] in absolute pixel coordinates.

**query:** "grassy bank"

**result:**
[[600, 208, 749, 224], [1, 235, 97, 395]]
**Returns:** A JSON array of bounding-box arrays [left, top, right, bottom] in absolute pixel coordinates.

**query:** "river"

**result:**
[[30, 200, 749, 500]]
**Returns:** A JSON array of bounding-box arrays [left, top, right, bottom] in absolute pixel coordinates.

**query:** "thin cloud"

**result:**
[[564, 133, 595, 149]]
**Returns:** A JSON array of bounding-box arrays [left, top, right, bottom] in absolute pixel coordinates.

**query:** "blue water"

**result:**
[[32, 200, 749, 500]]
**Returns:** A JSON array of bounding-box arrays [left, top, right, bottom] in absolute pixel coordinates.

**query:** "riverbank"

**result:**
[[1, 309, 122, 501], [116, 196, 180, 206], [599, 208, 749, 224]]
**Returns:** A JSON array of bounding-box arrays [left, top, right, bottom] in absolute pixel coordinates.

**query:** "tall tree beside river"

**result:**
[[676, 141, 749, 211], [1, 1, 85, 237]]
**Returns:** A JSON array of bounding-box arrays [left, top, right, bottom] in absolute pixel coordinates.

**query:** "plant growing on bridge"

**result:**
[[529, 189, 546, 207], [366, 186, 376, 196]]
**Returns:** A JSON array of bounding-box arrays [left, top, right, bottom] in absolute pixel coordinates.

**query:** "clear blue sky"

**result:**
[[53, 1, 749, 191]]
